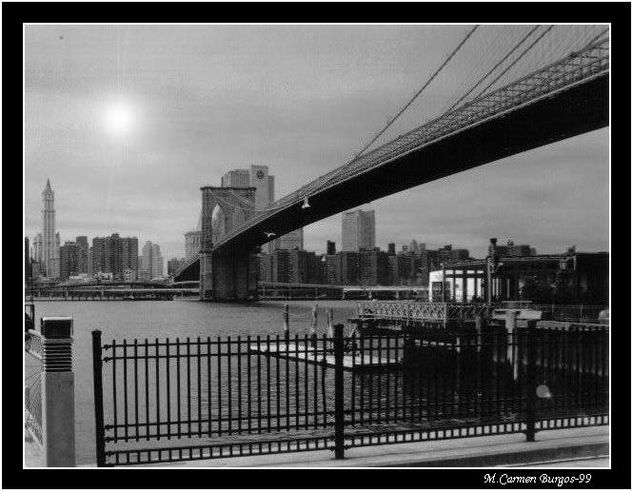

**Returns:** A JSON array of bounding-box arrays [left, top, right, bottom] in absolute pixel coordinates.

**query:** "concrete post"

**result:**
[[40, 317, 75, 467]]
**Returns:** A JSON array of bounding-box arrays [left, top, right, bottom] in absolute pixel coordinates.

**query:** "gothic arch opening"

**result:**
[[211, 204, 226, 244]]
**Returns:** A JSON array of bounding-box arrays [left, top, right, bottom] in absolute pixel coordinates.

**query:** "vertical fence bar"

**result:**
[[334, 324, 345, 459], [525, 320, 537, 442], [237, 336, 243, 434], [92, 330, 106, 467], [166, 338, 171, 439], [133, 339, 139, 441], [112, 339, 118, 443], [123, 339, 129, 441], [155, 339, 161, 440], [227, 336, 233, 434], [144, 339, 149, 440]]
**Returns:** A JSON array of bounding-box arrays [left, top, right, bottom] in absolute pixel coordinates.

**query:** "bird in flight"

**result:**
[[264, 232, 276, 238]]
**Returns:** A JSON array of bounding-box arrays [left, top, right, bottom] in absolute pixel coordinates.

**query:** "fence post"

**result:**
[[524, 320, 537, 442], [40, 317, 75, 466], [92, 330, 106, 467], [334, 324, 345, 459]]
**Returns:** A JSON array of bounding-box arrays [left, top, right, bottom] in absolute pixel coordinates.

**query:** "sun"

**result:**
[[104, 102, 134, 135]]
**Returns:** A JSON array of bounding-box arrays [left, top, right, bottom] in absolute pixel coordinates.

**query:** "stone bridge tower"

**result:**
[[200, 186, 258, 301]]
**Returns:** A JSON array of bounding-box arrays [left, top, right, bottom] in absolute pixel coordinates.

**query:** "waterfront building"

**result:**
[[184, 230, 202, 260], [271, 249, 290, 283], [91, 233, 138, 281], [326, 240, 336, 256], [359, 249, 390, 285], [342, 209, 375, 252], [259, 253, 273, 282], [436, 242, 608, 305], [438, 244, 470, 263], [141, 241, 164, 279], [287, 249, 321, 284], [337, 251, 360, 285], [488, 239, 535, 258], [324, 254, 338, 284]]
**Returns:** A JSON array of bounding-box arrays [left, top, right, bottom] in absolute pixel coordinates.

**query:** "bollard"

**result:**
[[40, 317, 75, 466]]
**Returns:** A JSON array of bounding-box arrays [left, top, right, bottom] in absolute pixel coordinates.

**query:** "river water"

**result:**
[[27, 299, 358, 465]]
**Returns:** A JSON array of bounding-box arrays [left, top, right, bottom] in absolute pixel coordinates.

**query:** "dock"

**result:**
[[249, 342, 400, 371]]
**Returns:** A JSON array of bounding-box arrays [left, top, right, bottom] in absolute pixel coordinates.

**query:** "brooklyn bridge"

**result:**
[[173, 25, 609, 301]]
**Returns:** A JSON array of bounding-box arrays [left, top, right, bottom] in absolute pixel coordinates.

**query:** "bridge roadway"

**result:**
[[210, 41, 608, 255]]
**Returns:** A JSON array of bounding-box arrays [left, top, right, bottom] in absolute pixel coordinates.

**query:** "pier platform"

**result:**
[[248, 342, 400, 371]]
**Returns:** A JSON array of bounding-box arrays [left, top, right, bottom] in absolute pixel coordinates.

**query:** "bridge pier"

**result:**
[[200, 248, 258, 301]]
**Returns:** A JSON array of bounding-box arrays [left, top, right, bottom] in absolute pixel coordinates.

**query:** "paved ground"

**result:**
[[27, 424, 609, 468]]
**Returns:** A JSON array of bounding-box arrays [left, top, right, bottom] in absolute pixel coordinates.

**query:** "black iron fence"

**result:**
[[92, 321, 608, 466]]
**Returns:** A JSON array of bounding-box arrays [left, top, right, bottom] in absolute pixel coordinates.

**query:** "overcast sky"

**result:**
[[25, 24, 609, 261]]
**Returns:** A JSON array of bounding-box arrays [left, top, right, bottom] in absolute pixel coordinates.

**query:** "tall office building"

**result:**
[[75, 236, 89, 274], [221, 169, 251, 188], [92, 233, 138, 280], [37, 179, 60, 278], [141, 241, 164, 280], [221, 165, 303, 252], [341, 209, 375, 252], [59, 241, 78, 281]]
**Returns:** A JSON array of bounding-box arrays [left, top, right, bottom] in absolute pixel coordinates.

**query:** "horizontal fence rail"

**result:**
[[93, 321, 608, 466]]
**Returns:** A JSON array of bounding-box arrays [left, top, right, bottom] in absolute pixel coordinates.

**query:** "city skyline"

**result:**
[[25, 25, 609, 261]]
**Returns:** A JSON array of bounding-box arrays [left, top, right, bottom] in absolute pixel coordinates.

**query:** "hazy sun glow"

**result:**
[[104, 102, 134, 135]]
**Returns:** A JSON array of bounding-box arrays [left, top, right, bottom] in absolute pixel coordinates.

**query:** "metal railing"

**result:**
[[25, 329, 44, 445], [357, 301, 491, 322], [215, 38, 608, 249], [93, 320, 608, 466]]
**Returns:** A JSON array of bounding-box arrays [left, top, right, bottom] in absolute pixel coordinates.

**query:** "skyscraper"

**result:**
[[91, 233, 138, 280], [141, 241, 164, 280], [221, 165, 304, 253], [249, 165, 274, 210], [221, 169, 251, 188], [341, 209, 375, 252], [75, 236, 89, 274], [38, 179, 60, 278], [59, 241, 78, 281]]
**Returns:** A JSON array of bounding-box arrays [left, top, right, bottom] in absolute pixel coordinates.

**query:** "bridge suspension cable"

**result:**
[[351, 25, 479, 162], [445, 25, 541, 113], [472, 25, 555, 101]]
